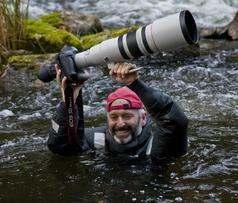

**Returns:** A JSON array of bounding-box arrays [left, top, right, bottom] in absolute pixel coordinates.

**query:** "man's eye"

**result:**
[[110, 115, 118, 120], [123, 114, 133, 120]]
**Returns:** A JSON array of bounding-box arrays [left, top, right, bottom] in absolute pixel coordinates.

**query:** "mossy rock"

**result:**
[[26, 19, 83, 53], [26, 17, 138, 53], [40, 11, 103, 36], [8, 54, 56, 71], [79, 25, 139, 50], [9, 25, 139, 72]]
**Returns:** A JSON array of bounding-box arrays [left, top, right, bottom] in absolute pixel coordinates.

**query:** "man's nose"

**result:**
[[116, 116, 126, 127]]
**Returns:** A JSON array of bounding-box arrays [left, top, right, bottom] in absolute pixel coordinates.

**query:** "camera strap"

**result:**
[[65, 84, 79, 145]]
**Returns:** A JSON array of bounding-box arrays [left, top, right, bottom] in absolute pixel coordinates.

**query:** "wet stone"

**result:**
[[198, 184, 215, 191], [0, 110, 15, 118], [175, 197, 183, 202]]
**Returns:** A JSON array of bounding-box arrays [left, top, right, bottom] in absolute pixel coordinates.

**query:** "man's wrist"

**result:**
[[125, 76, 139, 86], [126, 78, 139, 86]]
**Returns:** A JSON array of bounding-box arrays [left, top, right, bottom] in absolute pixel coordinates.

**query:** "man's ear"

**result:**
[[141, 110, 147, 126]]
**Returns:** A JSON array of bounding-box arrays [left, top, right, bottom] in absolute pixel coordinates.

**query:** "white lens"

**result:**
[[75, 10, 198, 68]]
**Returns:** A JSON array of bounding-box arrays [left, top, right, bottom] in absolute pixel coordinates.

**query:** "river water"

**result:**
[[1, 0, 238, 202], [29, 0, 238, 27]]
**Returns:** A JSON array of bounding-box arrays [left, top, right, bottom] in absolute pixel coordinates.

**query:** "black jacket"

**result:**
[[47, 79, 188, 162]]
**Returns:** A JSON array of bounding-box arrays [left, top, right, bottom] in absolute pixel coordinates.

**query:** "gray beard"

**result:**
[[111, 122, 143, 144]]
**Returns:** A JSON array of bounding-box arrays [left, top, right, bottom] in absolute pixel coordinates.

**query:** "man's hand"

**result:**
[[55, 64, 82, 103], [108, 62, 139, 85]]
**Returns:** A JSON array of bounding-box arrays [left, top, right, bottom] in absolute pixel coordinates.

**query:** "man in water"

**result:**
[[47, 62, 188, 164]]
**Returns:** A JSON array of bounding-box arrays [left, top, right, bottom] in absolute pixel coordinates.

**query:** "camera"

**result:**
[[39, 10, 199, 83], [39, 46, 89, 83], [74, 10, 198, 68]]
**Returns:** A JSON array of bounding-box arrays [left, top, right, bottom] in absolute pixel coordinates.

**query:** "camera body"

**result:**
[[56, 46, 79, 82], [39, 46, 88, 83]]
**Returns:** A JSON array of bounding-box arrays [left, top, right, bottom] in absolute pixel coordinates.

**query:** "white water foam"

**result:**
[[0, 109, 15, 118], [29, 0, 238, 27], [18, 112, 42, 121], [0, 136, 47, 159]]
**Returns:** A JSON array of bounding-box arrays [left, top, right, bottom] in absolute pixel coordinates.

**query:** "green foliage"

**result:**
[[0, 0, 28, 61], [40, 12, 63, 28]]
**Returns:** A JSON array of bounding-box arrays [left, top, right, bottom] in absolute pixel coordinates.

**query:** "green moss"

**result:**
[[8, 54, 55, 70], [226, 54, 238, 63], [25, 14, 139, 53], [26, 19, 82, 53], [40, 12, 63, 28], [80, 26, 139, 50]]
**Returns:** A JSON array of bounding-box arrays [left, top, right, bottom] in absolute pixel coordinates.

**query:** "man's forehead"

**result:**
[[109, 108, 138, 115]]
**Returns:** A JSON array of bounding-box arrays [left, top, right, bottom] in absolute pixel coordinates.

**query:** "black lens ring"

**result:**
[[141, 26, 153, 54], [126, 31, 144, 58], [118, 36, 130, 59], [179, 10, 198, 44]]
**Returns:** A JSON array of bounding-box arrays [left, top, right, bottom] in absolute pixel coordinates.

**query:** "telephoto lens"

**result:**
[[74, 10, 199, 68]]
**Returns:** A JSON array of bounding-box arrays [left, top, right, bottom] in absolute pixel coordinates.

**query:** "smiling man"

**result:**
[[47, 62, 188, 164], [106, 87, 147, 144]]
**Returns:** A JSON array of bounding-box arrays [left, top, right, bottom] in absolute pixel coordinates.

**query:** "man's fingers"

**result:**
[[61, 76, 67, 90], [109, 63, 120, 75], [117, 63, 135, 78], [121, 63, 131, 78], [113, 63, 120, 73], [117, 63, 125, 77], [109, 62, 139, 80], [55, 64, 61, 83]]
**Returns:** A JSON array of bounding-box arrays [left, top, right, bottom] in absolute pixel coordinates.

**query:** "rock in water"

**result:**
[[200, 12, 238, 40], [60, 11, 103, 36], [0, 110, 15, 118]]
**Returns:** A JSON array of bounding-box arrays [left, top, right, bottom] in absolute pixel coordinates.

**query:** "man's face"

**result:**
[[107, 99, 146, 144]]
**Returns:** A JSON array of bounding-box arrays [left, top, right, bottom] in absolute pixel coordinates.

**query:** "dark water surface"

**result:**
[[0, 40, 238, 202]]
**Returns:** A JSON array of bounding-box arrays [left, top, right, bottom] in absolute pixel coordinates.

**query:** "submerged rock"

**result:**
[[200, 12, 238, 40]]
